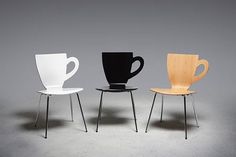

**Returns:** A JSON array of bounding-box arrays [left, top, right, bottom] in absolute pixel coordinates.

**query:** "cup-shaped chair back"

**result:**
[[35, 53, 79, 89], [167, 53, 209, 90], [102, 52, 144, 88]]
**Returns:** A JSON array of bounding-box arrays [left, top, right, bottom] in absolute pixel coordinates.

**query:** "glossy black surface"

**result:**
[[102, 52, 144, 89], [96, 86, 137, 92]]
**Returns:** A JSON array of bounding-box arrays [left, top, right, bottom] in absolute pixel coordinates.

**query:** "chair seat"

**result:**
[[96, 86, 137, 92], [150, 88, 195, 95], [38, 88, 83, 95]]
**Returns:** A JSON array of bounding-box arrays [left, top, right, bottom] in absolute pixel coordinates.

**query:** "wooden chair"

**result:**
[[145, 53, 209, 139]]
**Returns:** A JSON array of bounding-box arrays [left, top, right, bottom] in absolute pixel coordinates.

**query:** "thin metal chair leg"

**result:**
[[130, 91, 138, 132], [45, 95, 50, 139], [76, 93, 88, 132], [34, 94, 42, 127], [160, 94, 164, 122], [145, 93, 157, 133], [191, 94, 199, 127], [183, 95, 187, 139], [96, 91, 103, 132], [69, 94, 74, 122]]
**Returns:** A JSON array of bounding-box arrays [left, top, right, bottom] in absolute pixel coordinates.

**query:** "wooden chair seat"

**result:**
[[150, 88, 195, 95]]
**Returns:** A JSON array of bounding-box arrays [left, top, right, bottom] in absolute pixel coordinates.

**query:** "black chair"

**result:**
[[95, 52, 144, 132]]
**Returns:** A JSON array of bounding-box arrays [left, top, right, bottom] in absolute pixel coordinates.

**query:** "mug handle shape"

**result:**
[[192, 59, 209, 83], [65, 57, 79, 81], [129, 56, 144, 79]]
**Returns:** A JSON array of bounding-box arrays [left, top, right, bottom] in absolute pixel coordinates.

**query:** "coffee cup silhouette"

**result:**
[[35, 53, 79, 89], [102, 52, 144, 89], [167, 53, 209, 89]]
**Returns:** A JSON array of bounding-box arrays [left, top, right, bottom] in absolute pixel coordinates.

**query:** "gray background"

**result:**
[[0, 0, 236, 157]]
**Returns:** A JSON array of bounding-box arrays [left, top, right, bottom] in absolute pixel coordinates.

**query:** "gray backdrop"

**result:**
[[1, 0, 235, 102], [0, 0, 236, 156]]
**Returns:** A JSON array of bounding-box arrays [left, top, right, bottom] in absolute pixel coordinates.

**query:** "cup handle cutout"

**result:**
[[65, 57, 79, 81], [192, 59, 209, 83], [129, 56, 144, 79]]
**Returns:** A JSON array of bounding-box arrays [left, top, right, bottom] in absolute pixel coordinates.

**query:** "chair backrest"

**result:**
[[35, 53, 79, 89], [167, 53, 209, 90]]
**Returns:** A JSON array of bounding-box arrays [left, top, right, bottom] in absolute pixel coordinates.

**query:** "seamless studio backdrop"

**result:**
[[0, 0, 236, 157]]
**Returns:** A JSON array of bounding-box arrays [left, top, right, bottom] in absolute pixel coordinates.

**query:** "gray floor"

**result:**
[[1, 91, 235, 157], [0, 0, 236, 156]]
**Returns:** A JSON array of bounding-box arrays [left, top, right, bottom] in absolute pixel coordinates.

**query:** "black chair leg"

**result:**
[[145, 93, 157, 133], [191, 94, 199, 127], [183, 95, 187, 139], [130, 91, 138, 132], [69, 94, 74, 122], [160, 95, 164, 122], [45, 95, 50, 139], [35, 94, 42, 127], [76, 93, 88, 132], [96, 91, 103, 132]]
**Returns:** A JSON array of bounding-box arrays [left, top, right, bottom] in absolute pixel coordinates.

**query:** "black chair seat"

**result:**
[[96, 86, 137, 92]]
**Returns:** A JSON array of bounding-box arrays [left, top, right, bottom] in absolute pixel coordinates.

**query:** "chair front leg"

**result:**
[[96, 91, 103, 132], [45, 95, 50, 139], [130, 91, 138, 132], [145, 93, 157, 133], [183, 95, 187, 139], [76, 93, 88, 132]]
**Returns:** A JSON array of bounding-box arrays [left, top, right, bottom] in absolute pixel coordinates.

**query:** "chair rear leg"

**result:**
[[69, 94, 74, 122], [191, 94, 199, 127], [34, 94, 42, 127]]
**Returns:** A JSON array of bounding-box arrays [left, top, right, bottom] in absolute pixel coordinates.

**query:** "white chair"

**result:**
[[34, 53, 87, 138]]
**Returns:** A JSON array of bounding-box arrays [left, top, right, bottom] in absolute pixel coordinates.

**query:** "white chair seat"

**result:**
[[38, 88, 83, 95]]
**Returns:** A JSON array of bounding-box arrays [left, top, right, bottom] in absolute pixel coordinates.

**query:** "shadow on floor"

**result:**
[[87, 107, 130, 125], [13, 110, 68, 131], [150, 111, 199, 130], [151, 120, 196, 130]]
